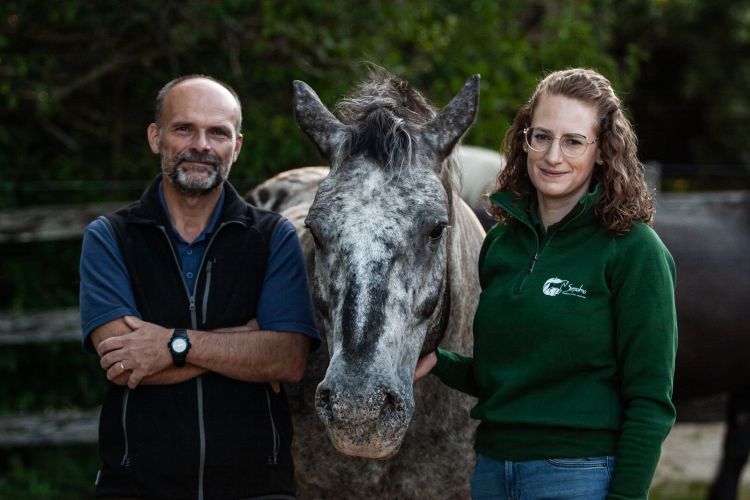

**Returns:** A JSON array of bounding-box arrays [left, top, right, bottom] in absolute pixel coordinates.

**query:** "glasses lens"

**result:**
[[525, 129, 592, 157], [560, 134, 588, 158], [525, 128, 549, 152]]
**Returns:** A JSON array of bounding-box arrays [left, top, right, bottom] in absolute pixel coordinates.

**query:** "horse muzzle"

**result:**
[[315, 373, 414, 459]]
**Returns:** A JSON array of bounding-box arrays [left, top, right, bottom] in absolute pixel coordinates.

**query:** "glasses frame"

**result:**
[[523, 127, 598, 158]]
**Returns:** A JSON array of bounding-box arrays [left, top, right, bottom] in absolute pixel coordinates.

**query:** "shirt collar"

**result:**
[[158, 179, 226, 244]]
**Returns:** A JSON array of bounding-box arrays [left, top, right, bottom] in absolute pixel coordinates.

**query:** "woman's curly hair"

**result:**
[[490, 68, 653, 234]]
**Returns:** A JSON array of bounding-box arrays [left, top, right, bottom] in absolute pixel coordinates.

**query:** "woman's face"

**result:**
[[525, 93, 601, 209]]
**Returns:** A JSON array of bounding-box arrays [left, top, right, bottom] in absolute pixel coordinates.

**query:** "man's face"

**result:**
[[147, 79, 243, 197]]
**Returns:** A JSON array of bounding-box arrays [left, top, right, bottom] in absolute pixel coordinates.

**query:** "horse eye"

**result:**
[[428, 222, 448, 242], [304, 222, 324, 248]]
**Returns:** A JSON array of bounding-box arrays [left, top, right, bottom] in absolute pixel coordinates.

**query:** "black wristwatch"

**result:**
[[168, 328, 191, 367]]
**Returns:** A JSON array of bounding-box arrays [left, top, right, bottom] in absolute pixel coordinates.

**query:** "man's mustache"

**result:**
[[174, 151, 221, 169]]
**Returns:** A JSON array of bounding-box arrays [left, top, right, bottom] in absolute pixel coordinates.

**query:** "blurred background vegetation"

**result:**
[[1, 0, 749, 497]]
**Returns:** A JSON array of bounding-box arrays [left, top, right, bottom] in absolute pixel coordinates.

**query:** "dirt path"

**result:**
[[654, 422, 750, 486]]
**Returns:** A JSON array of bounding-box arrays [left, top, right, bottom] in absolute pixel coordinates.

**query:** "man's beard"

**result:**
[[162, 150, 229, 197]]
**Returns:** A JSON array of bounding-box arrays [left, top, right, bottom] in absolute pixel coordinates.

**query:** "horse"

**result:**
[[248, 72, 486, 498], [653, 191, 750, 500]]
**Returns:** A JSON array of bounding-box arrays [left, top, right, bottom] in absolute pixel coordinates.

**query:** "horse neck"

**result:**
[[442, 193, 485, 351]]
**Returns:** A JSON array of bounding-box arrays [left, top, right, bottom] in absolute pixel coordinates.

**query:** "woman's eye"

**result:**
[[534, 133, 552, 142]]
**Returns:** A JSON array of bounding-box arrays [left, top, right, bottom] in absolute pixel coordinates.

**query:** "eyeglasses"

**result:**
[[523, 127, 598, 158]]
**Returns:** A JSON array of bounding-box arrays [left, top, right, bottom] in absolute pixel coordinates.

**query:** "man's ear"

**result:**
[[147, 123, 161, 154], [233, 133, 244, 162]]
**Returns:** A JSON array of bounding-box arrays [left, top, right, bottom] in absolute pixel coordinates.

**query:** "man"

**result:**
[[79, 75, 319, 499]]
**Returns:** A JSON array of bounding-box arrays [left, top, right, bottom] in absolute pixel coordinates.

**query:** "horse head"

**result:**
[[293, 71, 480, 459]]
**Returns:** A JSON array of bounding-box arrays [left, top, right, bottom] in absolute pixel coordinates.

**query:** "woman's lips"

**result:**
[[539, 168, 567, 177]]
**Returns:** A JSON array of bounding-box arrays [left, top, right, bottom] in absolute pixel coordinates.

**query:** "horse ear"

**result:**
[[422, 74, 480, 162], [293, 80, 346, 159]]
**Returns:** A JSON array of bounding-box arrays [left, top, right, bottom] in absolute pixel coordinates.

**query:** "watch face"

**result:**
[[172, 337, 188, 353]]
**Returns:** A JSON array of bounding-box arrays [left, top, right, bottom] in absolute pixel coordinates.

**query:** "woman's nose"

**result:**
[[545, 138, 564, 163]]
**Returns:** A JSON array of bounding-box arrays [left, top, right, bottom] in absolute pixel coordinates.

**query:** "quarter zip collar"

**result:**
[[489, 181, 601, 233]]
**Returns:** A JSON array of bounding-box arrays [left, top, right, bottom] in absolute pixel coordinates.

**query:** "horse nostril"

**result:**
[[379, 389, 405, 419], [316, 386, 333, 421], [383, 392, 397, 412]]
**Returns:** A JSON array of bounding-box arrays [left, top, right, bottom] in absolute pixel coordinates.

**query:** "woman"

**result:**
[[415, 68, 677, 499]]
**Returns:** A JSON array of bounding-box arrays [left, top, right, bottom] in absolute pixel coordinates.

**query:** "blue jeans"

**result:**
[[470, 454, 615, 500]]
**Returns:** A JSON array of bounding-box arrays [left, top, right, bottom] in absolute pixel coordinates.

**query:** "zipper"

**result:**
[[157, 221, 239, 500], [201, 260, 214, 326], [514, 232, 544, 293], [189, 296, 197, 329], [513, 200, 590, 293], [120, 389, 131, 467], [264, 387, 280, 465], [197, 377, 206, 500]]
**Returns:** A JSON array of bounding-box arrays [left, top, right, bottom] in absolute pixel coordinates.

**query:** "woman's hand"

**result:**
[[413, 351, 438, 381]]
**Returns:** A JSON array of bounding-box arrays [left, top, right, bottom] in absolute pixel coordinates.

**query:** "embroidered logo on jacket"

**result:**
[[542, 277, 588, 299]]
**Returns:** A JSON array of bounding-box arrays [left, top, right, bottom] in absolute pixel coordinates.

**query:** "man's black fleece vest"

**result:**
[[96, 178, 296, 500]]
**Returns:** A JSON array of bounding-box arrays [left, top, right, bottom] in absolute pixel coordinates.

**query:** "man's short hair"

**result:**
[[154, 74, 243, 133]]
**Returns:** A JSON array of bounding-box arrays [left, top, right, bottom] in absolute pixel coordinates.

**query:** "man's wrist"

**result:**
[[168, 328, 191, 367]]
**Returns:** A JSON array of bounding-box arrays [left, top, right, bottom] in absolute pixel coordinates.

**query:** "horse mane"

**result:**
[[333, 69, 461, 190]]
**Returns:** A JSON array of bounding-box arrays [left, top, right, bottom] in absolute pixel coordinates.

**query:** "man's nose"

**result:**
[[192, 131, 211, 151]]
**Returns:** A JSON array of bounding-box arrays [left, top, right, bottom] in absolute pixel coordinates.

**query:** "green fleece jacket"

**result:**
[[433, 186, 677, 500]]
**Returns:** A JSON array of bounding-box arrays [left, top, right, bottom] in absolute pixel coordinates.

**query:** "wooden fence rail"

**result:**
[[0, 410, 98, 447], [0, 202, 123, 243], [0, 306, 98, 447], [0, 307, 80, 345], [0, 203, 112, 447]]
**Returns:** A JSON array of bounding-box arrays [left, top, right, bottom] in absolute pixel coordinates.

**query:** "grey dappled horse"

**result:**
[[248, 72, 485, 498]]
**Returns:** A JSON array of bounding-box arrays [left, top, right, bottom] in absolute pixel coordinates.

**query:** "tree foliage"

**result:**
[[611, 0, 750, 166], [1, 0, 635, 206]]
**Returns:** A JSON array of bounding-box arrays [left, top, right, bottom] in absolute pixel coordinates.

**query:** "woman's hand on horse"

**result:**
[[413, 351, 438, 381]]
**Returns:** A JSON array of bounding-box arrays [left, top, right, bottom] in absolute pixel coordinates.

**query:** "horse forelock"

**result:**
[[333, 71, 451, 178], [334, 71, 437, 126]]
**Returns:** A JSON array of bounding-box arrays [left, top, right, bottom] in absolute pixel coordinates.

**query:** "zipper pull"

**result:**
[[528, 253, 540, 274]]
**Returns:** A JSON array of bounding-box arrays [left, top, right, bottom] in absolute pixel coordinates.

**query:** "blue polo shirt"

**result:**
[[79, 181, 319, 353]]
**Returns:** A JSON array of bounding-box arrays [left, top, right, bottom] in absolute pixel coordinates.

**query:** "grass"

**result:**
[[0, 446, 99, 500], [651, 481, 750, 500]]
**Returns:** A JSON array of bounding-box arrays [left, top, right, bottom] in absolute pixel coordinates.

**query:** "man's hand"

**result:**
[[98, 316, 173, 389]]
